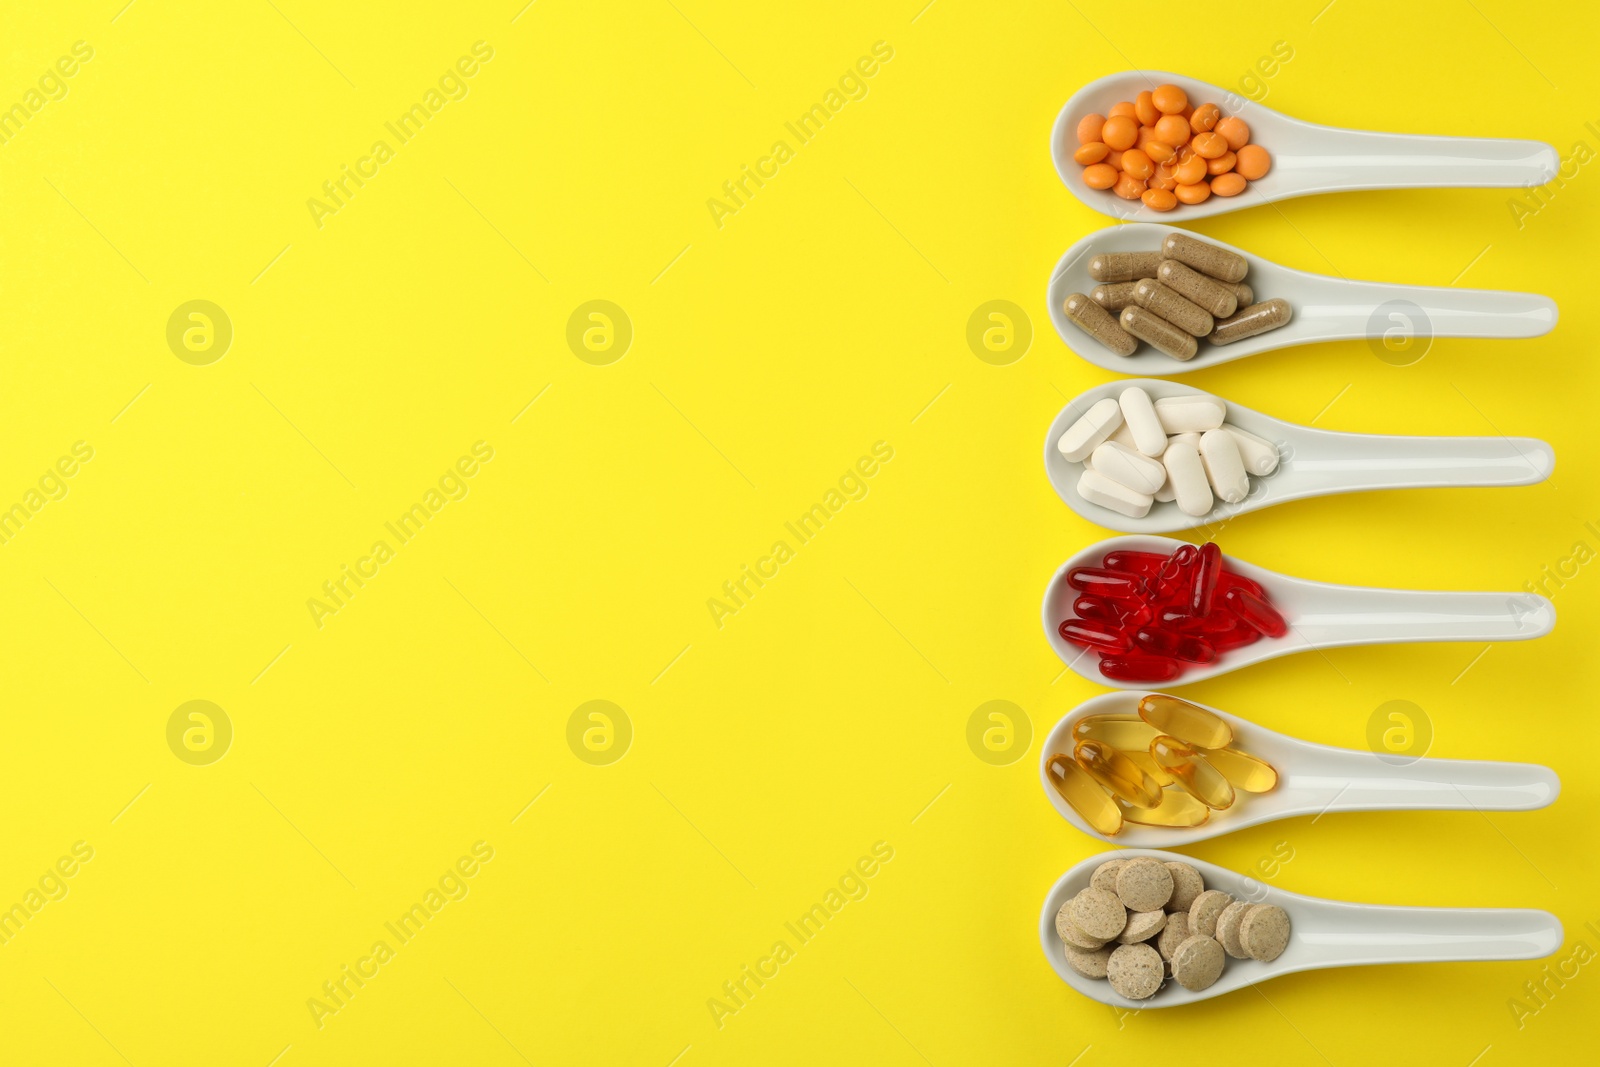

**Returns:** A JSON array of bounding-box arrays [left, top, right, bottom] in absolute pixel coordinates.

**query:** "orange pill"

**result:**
[[1077, 114, 1105, 144], [1074, 142, 1110, 165], [1121, 148, 1154, 180], [1235, 144, 1271, 180], [1211, 172, 1247, 196], [1142, 188, 1177, 212], [1190, 103, 1220, 133], [1153, 115, 1191, 147], [1175, 182, 1211, 205], [1191, 132, 1228, 159], [1113, 173, 1147, 200], [1135, 91, 1159, 127], [1102, 115, 1138, 151], [1207, 150, 1236, 176], [1148, 166, 1177, 191], [1174, 153, 1207, 185], [1109, 101, 1137, 120], [1152, 84, 1188, 114], [1083, 163, 1118, 189], [1215, 116, 1250, 150], [1144, 141, 1175, 165]]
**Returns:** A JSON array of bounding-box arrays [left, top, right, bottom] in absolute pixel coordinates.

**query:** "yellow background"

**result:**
[[0, 0, 1594, 1063]]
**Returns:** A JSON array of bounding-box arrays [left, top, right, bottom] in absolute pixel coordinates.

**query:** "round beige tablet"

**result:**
[[1065, 943, 1115, 979], [1215, 900, 1253, 959], [1106, 943, 1164, 1000], [1188, 890, 1232, 937], [1155, 910, 1191, 961], [1164, 861, 1205, 912], [1070, 888, 1129, 941], [1090, 858, 1128, 894], [1171, 934, 1226, 991], [1115, 858, 1175, 912], [1116, 909, 1168, 944], [1061, 920, 1109, 951], [1240, 904, 1292, 962]]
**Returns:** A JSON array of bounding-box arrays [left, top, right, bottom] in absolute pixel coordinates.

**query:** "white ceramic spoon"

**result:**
[[1047, 223, 1557, 374], [1039, 848, 1561, 1007], [1041, 535, 1554, 687], [1039, 692, 1558, 847], [1051, 71, 1558, 222], [1043, 379, 1554, 533]]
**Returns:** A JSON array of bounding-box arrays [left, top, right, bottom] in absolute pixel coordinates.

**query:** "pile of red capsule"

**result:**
[[1060, 543, 1288, 682]]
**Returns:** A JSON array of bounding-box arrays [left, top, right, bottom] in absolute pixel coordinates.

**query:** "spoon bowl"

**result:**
[[1043, 379, 1554, 532], [1052, 71, 1558, 222], [1047, 224, 1557, 373], [1039, 848, 1561, 1006], [1042, 535, 1555, 687], [1039, 692, 1559, 847]]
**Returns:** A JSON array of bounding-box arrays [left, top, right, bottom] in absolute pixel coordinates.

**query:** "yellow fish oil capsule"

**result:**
[[1203, 745, 1279, 793], [1138, 694, 1233, 748], [1063, 293, 1138, 357], [1117, 789, 1210, 827], [1075, 740, 1163, 809], [1046, 754, 1123, 835], [1119, 306, 1198, 361], [1071, 714, 1158, 750], [1150, 735, 1235, 810], [1123, 750, 1175, 787]]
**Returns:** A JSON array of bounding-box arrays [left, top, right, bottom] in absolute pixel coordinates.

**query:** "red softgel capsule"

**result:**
[[1223, 586, 1288, 638], [1190, 541, 1221, 616], [1102, 550, 1168, 576], [1067, 567, 1145, 600], [1218, 570, 1267, 600], [1098, 654, 1182, 682], [1059, 619, 1132, 653], [1132, 626, 1181, 657]]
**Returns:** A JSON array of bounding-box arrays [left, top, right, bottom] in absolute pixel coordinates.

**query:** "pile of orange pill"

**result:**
[[1072, 84, 1271, 211]]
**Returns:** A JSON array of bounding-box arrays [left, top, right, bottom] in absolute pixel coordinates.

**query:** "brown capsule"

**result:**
[[1064, 292, 1138, 356], [1091, 282, 1141, 312], [1157, 260, 1238, 318], [1210, 298, 1293, 345], [1231, 281, 1253, 307], [1120, 306, 1198, 361], [1133, 278, 1213, 337], [1088, 252, 1165, 283], [1161, 233, 1248, 283]]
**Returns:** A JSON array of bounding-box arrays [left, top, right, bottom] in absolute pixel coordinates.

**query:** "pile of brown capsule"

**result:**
[[1061, 234, 1292, 362]]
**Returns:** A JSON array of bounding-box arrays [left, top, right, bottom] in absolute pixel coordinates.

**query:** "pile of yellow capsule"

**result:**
[[1047, 695, 1277, 836]]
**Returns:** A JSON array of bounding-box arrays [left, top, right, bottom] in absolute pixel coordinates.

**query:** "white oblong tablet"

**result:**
[[1090, 441, 1167, 495], [1154, 395, 1225, 434], [1058, 398, 1124, 462], [1108, 421, 1139, 452], [1154, 472, 1175, 502], [1225, 424, 1280, 475], [1162, 439, 1213, 517], [1199, 428, 1250, 504], [1078, 468, 1154, 519], [1118, 387, 1167, 457]]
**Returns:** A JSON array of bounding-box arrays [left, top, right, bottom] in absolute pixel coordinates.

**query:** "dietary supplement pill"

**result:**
[[1188, 890, 1231, 937], [1063, 292, 1139, 356], [1215, 899, 1253, 958], [1117, 909, 1168, 944], [1118, 385, 1168, 456], [1155, 911, 1191, 962], [1171, 934, 1226, 991], [1133, 278, 1214, 337], [1153, 395, 1225, 433], [1091, 282, 1141, 312], [1164, 862, 1206, 912], [1161, 233, 1248, 283], [1240, 904, 1291, 962], [1210, 299, 1293, 345], [1120, 306, 1198, 361], [1072, 887, 1130, 941], [1157, 260, 1238, 318], [1089, 252, 1165, 283], [1199, 428, 1250, 504], [1066, 942, 1115, 979], [1115, 857, 1175, 912], [1057, 396, 1124, 462], [1090, 858, 1128, 894], [1161, 439, 1213, 518], [1106, 942, 1165, 1000]]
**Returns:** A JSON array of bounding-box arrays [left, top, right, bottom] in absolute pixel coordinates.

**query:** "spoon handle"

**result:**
[[1283, 586, 1554, 645], [1286, 756, 1559, 814], [1288, 433, 1554, 492], [1296, 282, 1556, 340], [1294, 127, 1558, 189], [1296, 904, 1561, 966]]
